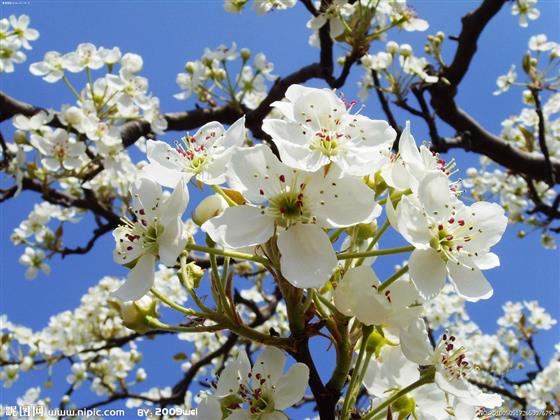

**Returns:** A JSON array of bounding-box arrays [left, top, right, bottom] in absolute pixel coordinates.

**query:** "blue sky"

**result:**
[[1, 0, 559, 417]]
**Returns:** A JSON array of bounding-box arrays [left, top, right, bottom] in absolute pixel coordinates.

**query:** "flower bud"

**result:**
[[399, 44, 413, 57], [14, 130, 27, 144], [135, 368, 147, 382], [185, 61, 196, 73], [436, 31, 445, 40], [365, 330, 390, 357], [392, 394, 416, 419], [62, 106, 83, 126], [193, 194, 228, 225], [179, 262, 205, 289], [119, 296, 158, 334], [121, 53, 143, 74], [356, 221, 377, 241], [240, 48, 251, 61], [361, 54, 373, 68], [337, 56, 346, 66], [386, 41, 399, 54], [522, 52, 532, 74]]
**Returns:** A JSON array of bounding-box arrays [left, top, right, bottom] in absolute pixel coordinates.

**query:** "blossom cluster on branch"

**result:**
[[1, 2, 558, 419]]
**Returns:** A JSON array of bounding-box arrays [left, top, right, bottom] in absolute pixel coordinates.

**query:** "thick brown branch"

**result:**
[[428, 84, 560, 184], [443, 0, 508, 86]]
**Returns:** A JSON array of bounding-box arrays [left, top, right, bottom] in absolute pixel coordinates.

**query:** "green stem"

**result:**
[[356, 219, 390, 266], [341, 325, 372, 420], [185, 243, 269, 265], [337, 245, 415, 260], [145, 316, 223, 333], [329, 227, 345, 243], [150, 287, 199, 317], [378, 264, 409, 293], [362, 374, 433, 420], [179, 254, 212, 313], [62, 76, 81, 101], [210, 185, 237, 206]]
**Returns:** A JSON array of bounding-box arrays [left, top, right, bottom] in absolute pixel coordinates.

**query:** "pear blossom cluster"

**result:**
[[224, 0, 297, 15], [359, 41, 438, 102], [464, 34, 559, 249], [174, 43, 277, 109], [0, 15, 39, 73], [93, 83, 523, 418], [1, 3, 558, 418], [511, 0, 541, 27]]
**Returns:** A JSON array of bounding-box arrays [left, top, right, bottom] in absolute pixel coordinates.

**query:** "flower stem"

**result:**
[[356, 219, 390, 266], [337, 245, 415, 260], [378, 264, 409, 293], [210, 185, 237, 207], [185, 243, 269, 265], [144, 316, 222, 333], [150, 287, 199, 317], [341, 325, 373, 420], [361, 374, 433, 420], [62, 76, 81, 101]]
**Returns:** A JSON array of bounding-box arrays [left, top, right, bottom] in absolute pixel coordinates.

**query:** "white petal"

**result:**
[[471, 252, 500, 270], [273, 363, 310, 410], [197, 397, 222, 420], [216, 350, 251, 397], [277, 223, 337, 288], [307, 171, 381, 228], [408, 248, 446, 299], [202, 205, 275, 249], [395, 196, 432, 248], [141, 162, 189, 189], [399, 318, 433, 365], [159, 219, 187, 266], [417, 171, 452, 217], [447, 262, 493, 302], [227, 144, 294, 203], [112, 254, 155, 302], [160, 181, 189, 225], [333, 266, 388, 325], [465, 201, 508, 251], [252, 347, 285, 388]]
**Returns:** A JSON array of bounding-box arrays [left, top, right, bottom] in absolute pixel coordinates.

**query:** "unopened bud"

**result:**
[[337, 56, 346, 66], [356, 221, 378, 241], [522, 53, 532, 74], [399, 44, 413, 57], [386, 41, 399, 54], [185, 61, 196, 73], [392, 394, 416, 419], [179, 262, 204, 289], [240, 48, 251, 61], [193, 194, 228, 225], [14, 130, 27, 144], [118, 296, 158, 334], [365, 330, 389, 357]]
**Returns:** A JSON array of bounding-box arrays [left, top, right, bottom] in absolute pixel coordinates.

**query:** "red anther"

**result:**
[[456, 245, 464, 251], [450, 336, 456, 341], [446, 344, 454, 351], [385, 290, 390, 296], [443, 334, 447, 341], [280, 207, 287, 214], [139, 209, 145, 215], [438, 224, 444, 231], [279, 175, 286, 182], [126, 246, 133, 251], [141, 219, 147, 227], [448, 217, 455, 224], [458, 220, 465, 226], [259, 189, 265, 195], [446, 235, 454, 241]]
